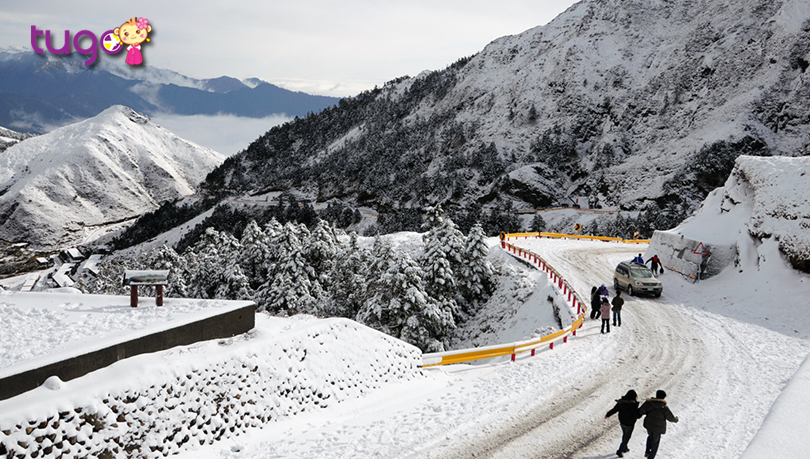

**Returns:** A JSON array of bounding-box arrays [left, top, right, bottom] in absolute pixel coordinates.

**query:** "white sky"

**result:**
[[1, 1, 579, 97]]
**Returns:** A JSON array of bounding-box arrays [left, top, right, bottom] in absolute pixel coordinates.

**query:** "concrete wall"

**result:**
[[0, 305, 255, 401], [646, 231, 737, 281]]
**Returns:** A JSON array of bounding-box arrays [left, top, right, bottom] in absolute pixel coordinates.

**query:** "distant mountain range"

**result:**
[[0, 106, 224, 248], [0, 49, 340, 133]]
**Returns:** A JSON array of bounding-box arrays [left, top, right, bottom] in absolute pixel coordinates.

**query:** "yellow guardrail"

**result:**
[[422, 240, 588, 368], [423, 314, 585, 367], [503, 232, 650, 244]]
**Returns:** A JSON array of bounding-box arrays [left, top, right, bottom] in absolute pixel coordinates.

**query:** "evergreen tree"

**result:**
[[255, 222, 321, 314], [530, 213, 547, 233], [240, 220, 271, 289], [327, 232, 369, 318], [358, 238, 452, 352], [458, 223, 495, 309], [186, 227, 252, 300], [305, 219, 340, 289]]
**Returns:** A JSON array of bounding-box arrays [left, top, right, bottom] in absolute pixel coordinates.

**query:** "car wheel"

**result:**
[[654, 292, 661, 298], [628, 285, 634, 296], [614, 278, 620, 291]]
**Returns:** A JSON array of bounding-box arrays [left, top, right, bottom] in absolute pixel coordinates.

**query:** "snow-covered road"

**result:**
[[178, 238, 810, 459]]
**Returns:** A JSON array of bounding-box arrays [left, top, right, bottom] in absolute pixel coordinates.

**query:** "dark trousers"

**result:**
[[591, 307, 601, 320], [613, 310, 621, 326], [645, 430, 662, 459], [619, 423, 634, 452], [601, 318, 610, 333]]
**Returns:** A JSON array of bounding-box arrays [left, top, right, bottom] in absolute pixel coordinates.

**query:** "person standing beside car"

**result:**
[[600, 297, 611, 333]]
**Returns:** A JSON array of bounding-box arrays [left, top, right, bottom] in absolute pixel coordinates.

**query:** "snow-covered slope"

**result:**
[[0, 106, 225, 248], [205, 0, 810, 226]]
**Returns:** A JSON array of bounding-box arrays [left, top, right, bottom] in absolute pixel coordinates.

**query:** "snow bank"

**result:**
[[0, 314, 424, 459]]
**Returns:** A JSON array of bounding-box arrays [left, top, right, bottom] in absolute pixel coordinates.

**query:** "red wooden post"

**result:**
[[549, 342, 554, 350], [558, 278, 563, 289], [564, 336, 568, 343], [156, 285, 164, 306], [572, 329, 577, 336], [130, 285, 138, 308], [531, 349, 535, 356], [511, 353, 516, 361], [501, 240, 505, 249]]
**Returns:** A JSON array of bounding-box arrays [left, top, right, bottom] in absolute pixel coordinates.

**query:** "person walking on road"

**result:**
[[638, 390, 679, 459], [606, 389, 640, 457], [612, 291, 625, 327], [600, 297, 611, 333], [590, 286, 601, 320]]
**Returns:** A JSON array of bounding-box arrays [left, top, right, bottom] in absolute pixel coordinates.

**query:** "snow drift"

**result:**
[[0, 106, 224, 249]]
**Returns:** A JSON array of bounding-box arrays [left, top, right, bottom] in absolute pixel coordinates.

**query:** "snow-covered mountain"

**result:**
[[0, 106, 225, 248], [203, 0, 810, 227], [0, 126, 35, 153]]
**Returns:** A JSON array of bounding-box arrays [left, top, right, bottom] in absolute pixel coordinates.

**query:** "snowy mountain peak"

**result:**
[[0, 105, 225, 248]]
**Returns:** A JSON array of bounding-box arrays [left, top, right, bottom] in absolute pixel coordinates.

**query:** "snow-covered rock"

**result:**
[[0, 126, 34, 153], [0, 106, 224, 249], [649, 155, 810, 276]]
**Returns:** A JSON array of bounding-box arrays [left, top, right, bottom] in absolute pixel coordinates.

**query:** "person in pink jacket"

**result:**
[[600, 297, 612, 333]]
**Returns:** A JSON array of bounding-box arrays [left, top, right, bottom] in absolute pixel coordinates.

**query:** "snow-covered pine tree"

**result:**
[[186, 227, 252, 300], [327, 232, 369, 318], [305, 219, 340, 290], [240, 219, 271, 289], [359, 238, 453, 352], [255, 222, 320, 315], [458, 223, 495, 310]]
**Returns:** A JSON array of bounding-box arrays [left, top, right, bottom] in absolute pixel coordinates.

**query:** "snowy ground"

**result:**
[[3, 236, 809, 458], [0, 290, 252, 378], [165, 237, 807, 459]]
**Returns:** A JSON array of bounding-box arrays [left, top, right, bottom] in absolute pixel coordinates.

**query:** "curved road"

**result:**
[[428, 238, 808, 459]]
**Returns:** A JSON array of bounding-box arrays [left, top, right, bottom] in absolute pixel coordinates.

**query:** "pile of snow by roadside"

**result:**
[[0, 314, 424, 459]]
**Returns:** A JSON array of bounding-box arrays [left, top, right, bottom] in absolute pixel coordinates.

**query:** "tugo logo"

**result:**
[[31, 17, 153, 67]]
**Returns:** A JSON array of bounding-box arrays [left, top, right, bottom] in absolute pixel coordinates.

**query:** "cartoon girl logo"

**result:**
[[114, 17, 152, 66]]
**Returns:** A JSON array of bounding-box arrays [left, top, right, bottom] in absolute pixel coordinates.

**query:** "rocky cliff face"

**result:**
[[0, 106, 225, 248], [202, 0, 810, 226]]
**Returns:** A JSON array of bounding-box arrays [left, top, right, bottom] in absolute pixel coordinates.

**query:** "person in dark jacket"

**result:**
[[646, 255, 662, 275], [590, 286, 601, 320], [606, 390, 640, 457], [612, 291, 625, 327], [638, 390, 679, 459], [600, 297, 611, 333]]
